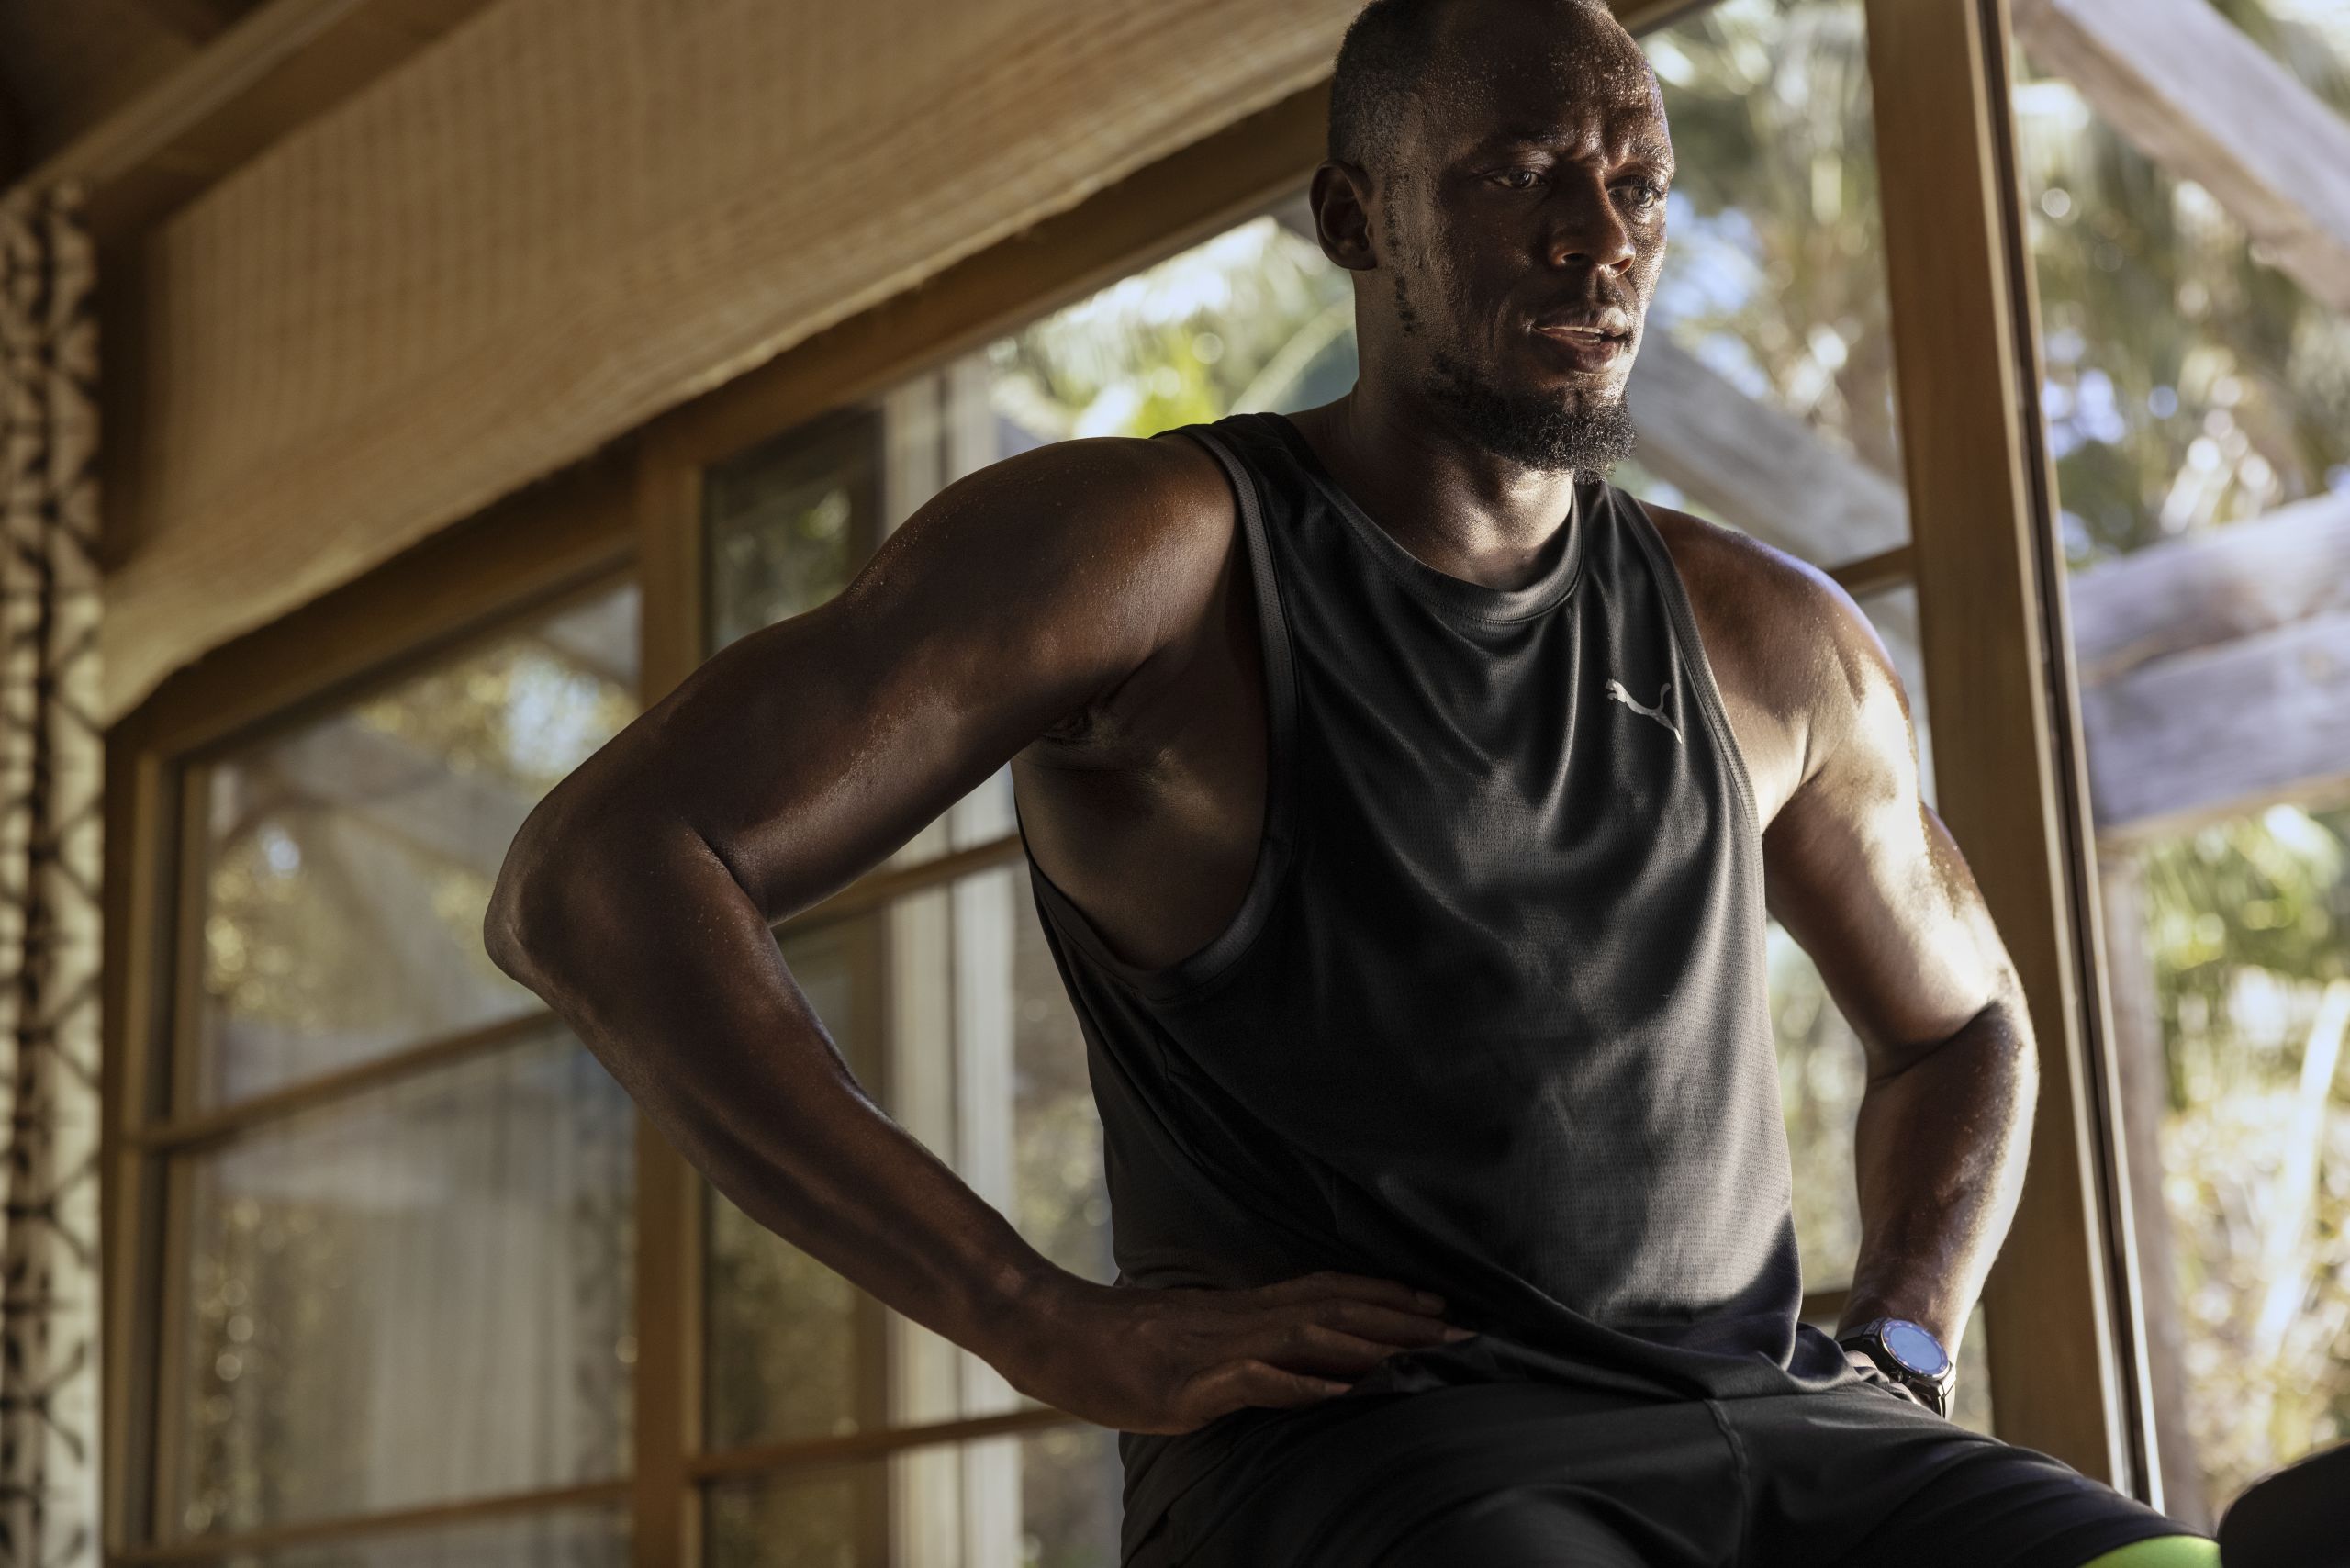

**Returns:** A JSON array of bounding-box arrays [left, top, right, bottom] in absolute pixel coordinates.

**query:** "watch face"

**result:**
[[1884, 1319, 1951, 1378]]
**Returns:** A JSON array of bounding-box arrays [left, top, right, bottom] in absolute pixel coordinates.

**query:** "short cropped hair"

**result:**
[[1326, 0, 1456, 182], [1326, 0, 1618, 184]]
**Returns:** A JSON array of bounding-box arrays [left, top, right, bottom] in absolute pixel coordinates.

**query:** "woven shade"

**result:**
[[99, 0, 1355, 724]]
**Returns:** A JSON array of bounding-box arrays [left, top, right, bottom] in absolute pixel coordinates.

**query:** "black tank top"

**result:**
[[1013, 409, 1860, 1560]]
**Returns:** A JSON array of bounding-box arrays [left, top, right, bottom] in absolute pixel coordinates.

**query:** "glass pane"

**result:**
[[218, 1507, 629, 1568], [196, 580, 641, 1110], [706, 916, 887, 1451], [1774, 924, 1868, 1289], [170, 1027, 634, 1540], [1620, 0, 1909, 570], [703, 1422, 1121, 1568], [709, 1463, 871, 1568], [986, 199, 1356, 442], [2014, 0, 2350, 1528], [705, 864, 1110, 1453], [705, 408, 885, 655], [703, 386, 1011, 874]]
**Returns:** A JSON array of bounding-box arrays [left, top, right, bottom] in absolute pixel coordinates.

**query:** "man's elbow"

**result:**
[[484, 851, 567, 991], [482, 869, 535, 982], [1986, 971, 2037, 1083], [483, 792, 608, 989]]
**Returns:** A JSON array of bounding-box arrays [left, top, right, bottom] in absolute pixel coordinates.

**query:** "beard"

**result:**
[[1425, 342, 1639, 476]]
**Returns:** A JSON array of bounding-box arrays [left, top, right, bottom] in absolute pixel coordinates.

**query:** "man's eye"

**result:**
[[1619, 181, 1667, 212], [1494, 168, 1543, 191]]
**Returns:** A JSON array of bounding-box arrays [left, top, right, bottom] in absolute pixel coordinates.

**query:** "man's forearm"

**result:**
[[1836, 991, 2038, 1351], [487, 807, 1068, 1379]]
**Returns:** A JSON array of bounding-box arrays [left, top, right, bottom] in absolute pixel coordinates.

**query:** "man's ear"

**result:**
[[1310, 161, 1380, 273]]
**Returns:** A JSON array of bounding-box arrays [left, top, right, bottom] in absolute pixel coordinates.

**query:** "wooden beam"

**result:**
[[1867, 0, 2134, 1484], [125, 0, 244, 43], [1828, 543, 1918, 600], [635, 360, 710, 1568], [2068, 491, 2350, 686], [2094, 851, 2210, 1529], [2082, 607, 2350, 840], [13, 0, 498, 249], [2068, 492, 2350, 836], [2011, 0, 2350, 313], [1628, 334, 1911, 568], [110, 1478, 633, 1566]]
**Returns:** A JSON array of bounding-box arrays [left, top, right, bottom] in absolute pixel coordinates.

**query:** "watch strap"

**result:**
[[1839, 1317, 1955, 1417]]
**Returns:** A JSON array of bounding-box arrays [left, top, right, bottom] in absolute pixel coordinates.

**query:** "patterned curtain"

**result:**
[[0, 180, 103, 1568]]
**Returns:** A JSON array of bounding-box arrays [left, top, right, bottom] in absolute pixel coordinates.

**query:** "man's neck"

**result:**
[[1282, 390, 1584, 595]]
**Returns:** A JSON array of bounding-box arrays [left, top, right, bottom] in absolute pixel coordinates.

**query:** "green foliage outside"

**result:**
[[2014, 0, 2350, 1518]]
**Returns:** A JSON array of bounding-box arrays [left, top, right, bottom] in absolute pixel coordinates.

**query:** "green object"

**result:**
[[2076, 1535, 2223, 1568]]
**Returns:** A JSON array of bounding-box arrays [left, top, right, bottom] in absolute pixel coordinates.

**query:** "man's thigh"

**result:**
[[1165, 1380, 1746, 1568], [1371, 1485, 1653, 1568], [1727, 1379, 2212, 1568]]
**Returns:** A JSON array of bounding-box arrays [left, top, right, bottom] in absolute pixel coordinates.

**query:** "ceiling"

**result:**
[[0, 0, 271, 183]]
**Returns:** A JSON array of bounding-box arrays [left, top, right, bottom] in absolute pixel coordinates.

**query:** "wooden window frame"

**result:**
[[102, 455, 644, 1564], [99, 0, 2158, 1562]]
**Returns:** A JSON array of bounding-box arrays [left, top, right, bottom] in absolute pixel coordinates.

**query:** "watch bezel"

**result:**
[[1841, 1316, 1957, 1416], [1880, 1318, 1952, 1379]]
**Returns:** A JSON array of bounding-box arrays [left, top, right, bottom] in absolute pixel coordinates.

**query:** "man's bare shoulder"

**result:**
[[838, 429, 1240, 680], [673, 427, 1242, 785], [1632, 495, 1915, 808], [893, 429, 1237, 585], [878, 429, 1241, 754]]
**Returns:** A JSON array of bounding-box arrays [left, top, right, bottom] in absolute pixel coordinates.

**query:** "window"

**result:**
[[2011, 0, 2350, 1525], [112, 0, 2201, 1556], [148, 577, 643, 1557]]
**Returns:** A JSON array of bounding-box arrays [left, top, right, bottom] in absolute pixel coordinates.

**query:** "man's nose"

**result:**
[[1544, 176, 1638, 274]]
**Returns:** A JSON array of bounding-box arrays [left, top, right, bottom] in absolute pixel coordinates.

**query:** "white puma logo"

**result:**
[[1606, 678, 1683, 744]]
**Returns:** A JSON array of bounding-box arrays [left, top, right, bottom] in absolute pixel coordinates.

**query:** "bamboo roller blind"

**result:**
[[99, 0, 1357, 724]]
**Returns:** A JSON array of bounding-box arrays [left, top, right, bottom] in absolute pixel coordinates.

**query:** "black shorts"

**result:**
[[1131, 1371, 2202, 1567]]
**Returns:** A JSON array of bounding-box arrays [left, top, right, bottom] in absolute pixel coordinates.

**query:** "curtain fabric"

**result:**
[[0, 179, 103, 1568]]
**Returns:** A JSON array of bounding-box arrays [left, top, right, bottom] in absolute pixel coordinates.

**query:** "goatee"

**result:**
[[1426, 345, 1639, 475]]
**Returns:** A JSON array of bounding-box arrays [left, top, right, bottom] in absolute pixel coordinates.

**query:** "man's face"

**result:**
[[1371, 1, 1673, 471]]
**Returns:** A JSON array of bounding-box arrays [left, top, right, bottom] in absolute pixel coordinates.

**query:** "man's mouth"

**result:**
[[1528, 316, 1635, 370]]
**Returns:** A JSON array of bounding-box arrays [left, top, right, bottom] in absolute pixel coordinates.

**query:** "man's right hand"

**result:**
[[995, 1269, 1475, 1434]]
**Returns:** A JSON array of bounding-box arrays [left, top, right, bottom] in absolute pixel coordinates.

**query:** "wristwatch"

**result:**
[[1838, 1317, 1956, 1417]]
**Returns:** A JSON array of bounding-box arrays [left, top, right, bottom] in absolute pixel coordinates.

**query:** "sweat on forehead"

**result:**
[[1327, 0, 1657, 179]]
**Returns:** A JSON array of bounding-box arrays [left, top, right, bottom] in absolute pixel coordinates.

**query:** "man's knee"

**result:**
[[2076, 1534, 2222, 1568]]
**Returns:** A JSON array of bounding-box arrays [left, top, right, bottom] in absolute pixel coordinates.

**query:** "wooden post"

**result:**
[[1863, 0, 2141, 1487], [2096, 850, 2208, 1527], [635, 434, 708, 1568]]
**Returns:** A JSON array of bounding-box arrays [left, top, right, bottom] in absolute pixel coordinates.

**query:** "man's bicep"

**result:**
[[1760, 587, 2016, 1076], [553, 434, 1224, 921]]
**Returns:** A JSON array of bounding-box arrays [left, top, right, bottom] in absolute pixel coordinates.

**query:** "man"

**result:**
[[486, 1, 2221, 1563]]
